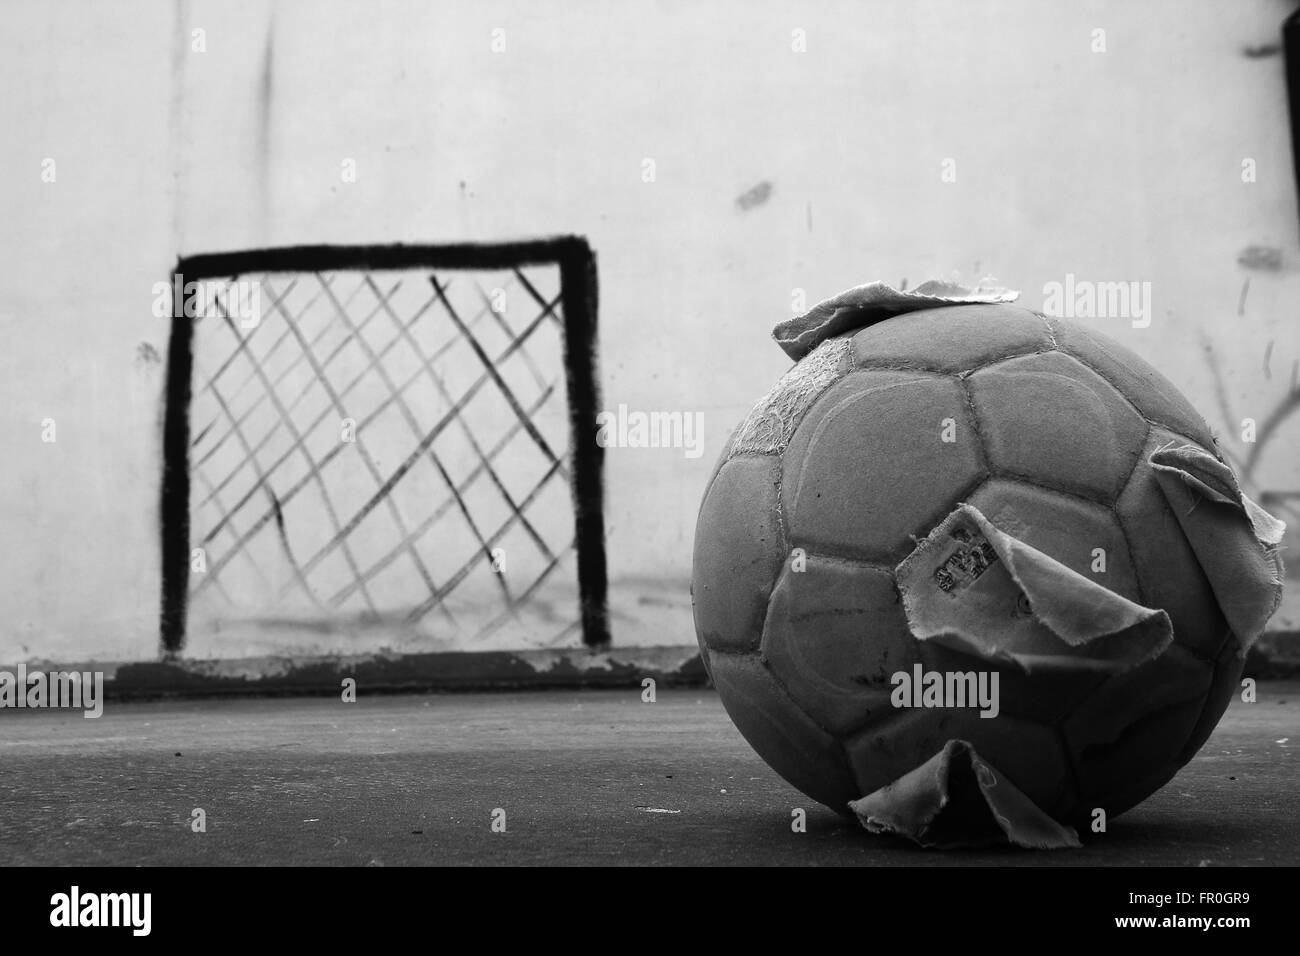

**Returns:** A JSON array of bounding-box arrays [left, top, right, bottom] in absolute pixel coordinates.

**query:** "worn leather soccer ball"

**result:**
[[692, 299, 1280, 826]]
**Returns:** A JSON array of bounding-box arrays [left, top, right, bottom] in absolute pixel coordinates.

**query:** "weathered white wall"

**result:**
[[2, 0, 1298, 662]]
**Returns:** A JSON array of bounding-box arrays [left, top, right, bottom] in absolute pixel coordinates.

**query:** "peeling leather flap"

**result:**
[[773, 279, 1020, 361], [849, 739, 1081, 849], [895, 503, 1172, 674], [1149, 443, 1286, 652]]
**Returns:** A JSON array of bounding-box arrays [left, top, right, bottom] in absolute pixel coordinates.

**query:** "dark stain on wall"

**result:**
[[1238, 245, 1284, 271], [735, 181, 773, 212], [1242, 42, 1281, 59], [136, 342, 162, 368]]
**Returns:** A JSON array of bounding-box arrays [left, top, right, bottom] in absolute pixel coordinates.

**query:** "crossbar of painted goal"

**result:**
[[159, 238, 608, 654]]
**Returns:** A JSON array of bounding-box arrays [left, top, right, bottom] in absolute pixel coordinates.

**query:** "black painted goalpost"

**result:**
[[159, 237, 608, 656]]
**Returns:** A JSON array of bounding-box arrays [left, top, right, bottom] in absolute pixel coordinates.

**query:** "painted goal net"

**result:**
[[160, 240, 607, 658]]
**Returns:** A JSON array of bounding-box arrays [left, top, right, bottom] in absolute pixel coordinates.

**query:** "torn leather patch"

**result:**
[[728, 337, 853, 456], [850, 739, 1081, 849], [895, 504, 1172, 674], [1149, 443, 1285, 652], [773, 279, 1020, 361]]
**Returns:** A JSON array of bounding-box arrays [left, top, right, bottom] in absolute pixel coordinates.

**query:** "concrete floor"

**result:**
[[1, 684, 1296, 866]]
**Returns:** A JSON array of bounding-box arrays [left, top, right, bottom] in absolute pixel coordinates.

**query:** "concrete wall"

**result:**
[[2, 0, 1298, 664]]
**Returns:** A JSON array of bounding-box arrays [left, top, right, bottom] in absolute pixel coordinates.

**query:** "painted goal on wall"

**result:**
[[159, 238, 608, 658]]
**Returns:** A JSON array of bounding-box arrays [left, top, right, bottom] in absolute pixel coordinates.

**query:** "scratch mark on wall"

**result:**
[[256, 15, 275, 243], [1238, 277, 1251, 315], [168, 0, 191, 251]]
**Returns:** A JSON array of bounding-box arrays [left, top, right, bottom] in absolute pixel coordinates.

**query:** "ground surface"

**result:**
[[1, 684, 1296, 866]]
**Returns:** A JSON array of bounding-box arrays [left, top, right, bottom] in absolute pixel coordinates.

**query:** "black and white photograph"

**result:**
[[1, 0, 1296, 934]]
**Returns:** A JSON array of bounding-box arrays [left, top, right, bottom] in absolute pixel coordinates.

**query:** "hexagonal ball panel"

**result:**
[[966, 478, 1142, 603], [707, 652, 860, 813], [1049, 319, 1217, 450], [782, 372, 986, 562], [851, 303, 1054, 373], [692, 455, 786, 653], [760, 554, 915, 736], [969, 350, 1148, 503]]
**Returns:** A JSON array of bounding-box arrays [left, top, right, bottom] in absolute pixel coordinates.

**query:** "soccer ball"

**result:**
[[692, 301, 1267, 825]]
